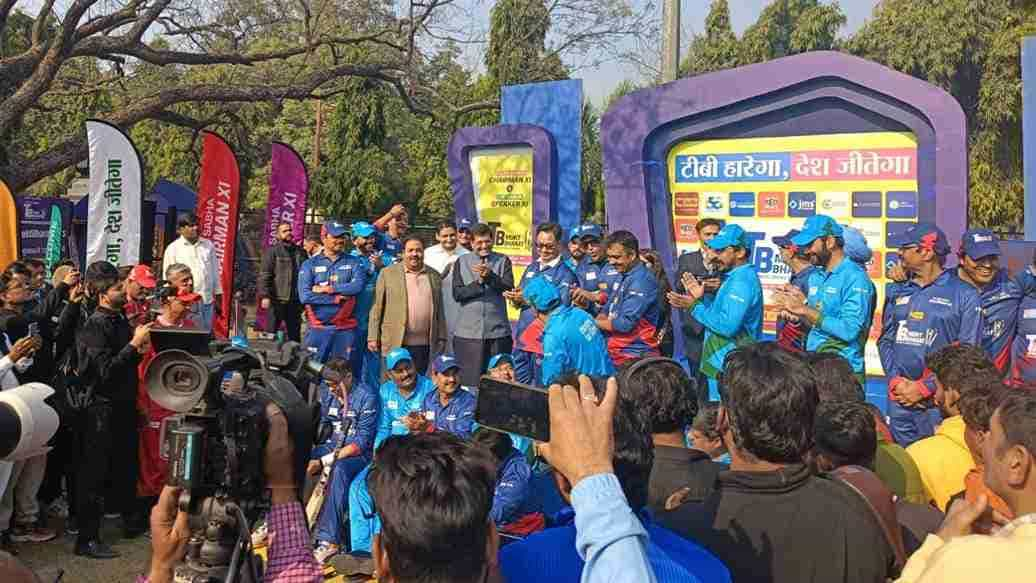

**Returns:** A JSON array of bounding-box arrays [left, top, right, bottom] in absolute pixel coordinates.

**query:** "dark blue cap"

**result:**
[[960, 228, 1001, 259], [432, 354, 461, 373], [772, 229, 801, 249], [892, 222, 951, 255]]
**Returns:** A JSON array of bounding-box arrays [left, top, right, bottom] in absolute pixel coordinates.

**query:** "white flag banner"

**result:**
[[86, 120, 143, 266]]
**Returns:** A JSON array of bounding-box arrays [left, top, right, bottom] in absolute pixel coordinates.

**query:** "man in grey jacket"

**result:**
[[452, 223, 515, 388]]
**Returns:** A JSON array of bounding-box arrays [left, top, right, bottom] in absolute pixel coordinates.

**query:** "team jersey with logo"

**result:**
[[603, 261, 662, 364], [374, 375, 435, 448], [541, 305, 616, 385], [693, 263, 764, 381], [1012, 267, 1036, 384], [805, 259, 877, 376], [311, 381, 380, 462], [298, 252, 369, 329], [878, 270, 983, 394], [954, 268, 1021, 374], [421, 387, 476, 439]]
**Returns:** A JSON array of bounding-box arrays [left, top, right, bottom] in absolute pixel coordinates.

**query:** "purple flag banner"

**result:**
[[263, 142, 309, 249], [258, 142, 309, 333]]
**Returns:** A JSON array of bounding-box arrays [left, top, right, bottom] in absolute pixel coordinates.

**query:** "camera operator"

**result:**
[[141, 402, 322, 583], [73, 264, 153, 559]]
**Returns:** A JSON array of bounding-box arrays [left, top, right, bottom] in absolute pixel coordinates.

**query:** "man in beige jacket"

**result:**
[[368, 236, 447, 375]]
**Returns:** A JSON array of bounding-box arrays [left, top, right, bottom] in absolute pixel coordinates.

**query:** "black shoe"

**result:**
[[0, 531, 18, 556], [64, 518, 79, 537], [74, 540, 120, 559]]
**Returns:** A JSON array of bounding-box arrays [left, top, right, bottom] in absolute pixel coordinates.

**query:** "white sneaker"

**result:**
[[313, 541, 338, 564]]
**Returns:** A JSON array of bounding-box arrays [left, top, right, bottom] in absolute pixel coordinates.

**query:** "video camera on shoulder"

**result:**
[[144, 329, 330, 583]]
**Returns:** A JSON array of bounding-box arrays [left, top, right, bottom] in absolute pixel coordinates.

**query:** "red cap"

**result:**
[[129, 265, 157, 288]]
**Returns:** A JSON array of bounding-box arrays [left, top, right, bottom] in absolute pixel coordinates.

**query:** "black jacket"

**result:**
[[647, 445, 726, 515], [660, 463, 896, 583], [258, 241, 306, 303], [75, 306, 140, 404]]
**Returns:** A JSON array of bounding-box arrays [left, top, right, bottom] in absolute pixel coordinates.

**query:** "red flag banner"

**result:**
[[195, 131, 241, 339]]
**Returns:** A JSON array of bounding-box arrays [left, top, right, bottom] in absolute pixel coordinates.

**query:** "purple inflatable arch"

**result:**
[[601, 50, 968, 273]]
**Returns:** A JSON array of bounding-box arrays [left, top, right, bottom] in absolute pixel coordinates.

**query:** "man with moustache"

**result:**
[[368, 236, 447, 375], [773, 215, 877, 386], [878, 223, 983, 446], [420, 355, 476, 438], [667, 224, 763, 401], [258, 222, 307, 342]]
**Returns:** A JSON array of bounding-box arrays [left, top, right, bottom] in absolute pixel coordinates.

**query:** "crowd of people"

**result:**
[[1, 201, 1036, 583]]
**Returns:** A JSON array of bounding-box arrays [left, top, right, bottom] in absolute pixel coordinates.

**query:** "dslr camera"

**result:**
[[144, 329, 328, 583]]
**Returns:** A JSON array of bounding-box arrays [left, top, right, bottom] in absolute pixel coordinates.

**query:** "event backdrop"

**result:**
[[0, 179, 17, 269], [469, 146, 534, 320], [85, 120, 143, 266], [196, 131, 242, 339], [668, 131, 919, 374]]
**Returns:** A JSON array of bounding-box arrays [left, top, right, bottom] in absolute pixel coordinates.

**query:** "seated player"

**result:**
[[309, 358, 379, 564]]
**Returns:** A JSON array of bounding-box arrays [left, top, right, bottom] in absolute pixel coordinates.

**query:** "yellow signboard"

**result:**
[[470, 146, 534, 320], [667, 132, 920, 375]]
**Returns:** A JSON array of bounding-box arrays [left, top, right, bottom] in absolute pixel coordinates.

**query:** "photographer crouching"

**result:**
[[142, 401, 322, 583]]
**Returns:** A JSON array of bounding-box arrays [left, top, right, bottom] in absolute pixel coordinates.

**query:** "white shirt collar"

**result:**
[[541, 256, 562, 269]]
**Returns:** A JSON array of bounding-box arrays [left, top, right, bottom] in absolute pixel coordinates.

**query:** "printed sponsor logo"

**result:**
[[929, 297, 953, 307], [701, 192, 728, 217], [895, 322, 938, 347], [852, 191, 883, 218], [674, 192, 700, 216], [886, 191, 918, 219], [817, 192, 850, 218], [729, 192, 756, 217], [788, 192, 816, 217], [757, 192, 785, 217]]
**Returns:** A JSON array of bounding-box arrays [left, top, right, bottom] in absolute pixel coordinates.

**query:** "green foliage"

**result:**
[[682, 0, 844, 76], [487, 0, 568, 88], [848, 0, 1034, 232], [313, 82, 404, 218], [582, 102, 604, 222]]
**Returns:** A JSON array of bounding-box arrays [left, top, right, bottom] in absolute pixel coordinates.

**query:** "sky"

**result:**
[[578, 0, 882, 105], [17, 0, 882, 106]]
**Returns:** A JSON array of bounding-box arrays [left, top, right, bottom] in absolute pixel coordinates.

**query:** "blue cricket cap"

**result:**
[[960, 228, 1001, 260], [791, 215, 844, 246], [385, 347, 413, 370], [457, 218, 474, 231], [351, 221, 376, 238], [523, 276, 562, 312], [705, 224, 752, 252], [488, 354, 513, 369], [432, 354, 461, 374], [841, 225, 873, 264]]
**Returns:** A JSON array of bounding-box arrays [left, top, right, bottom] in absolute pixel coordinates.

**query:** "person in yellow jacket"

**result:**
[[895, 389, 1036, 583], [905, 345, 1001, 511]]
